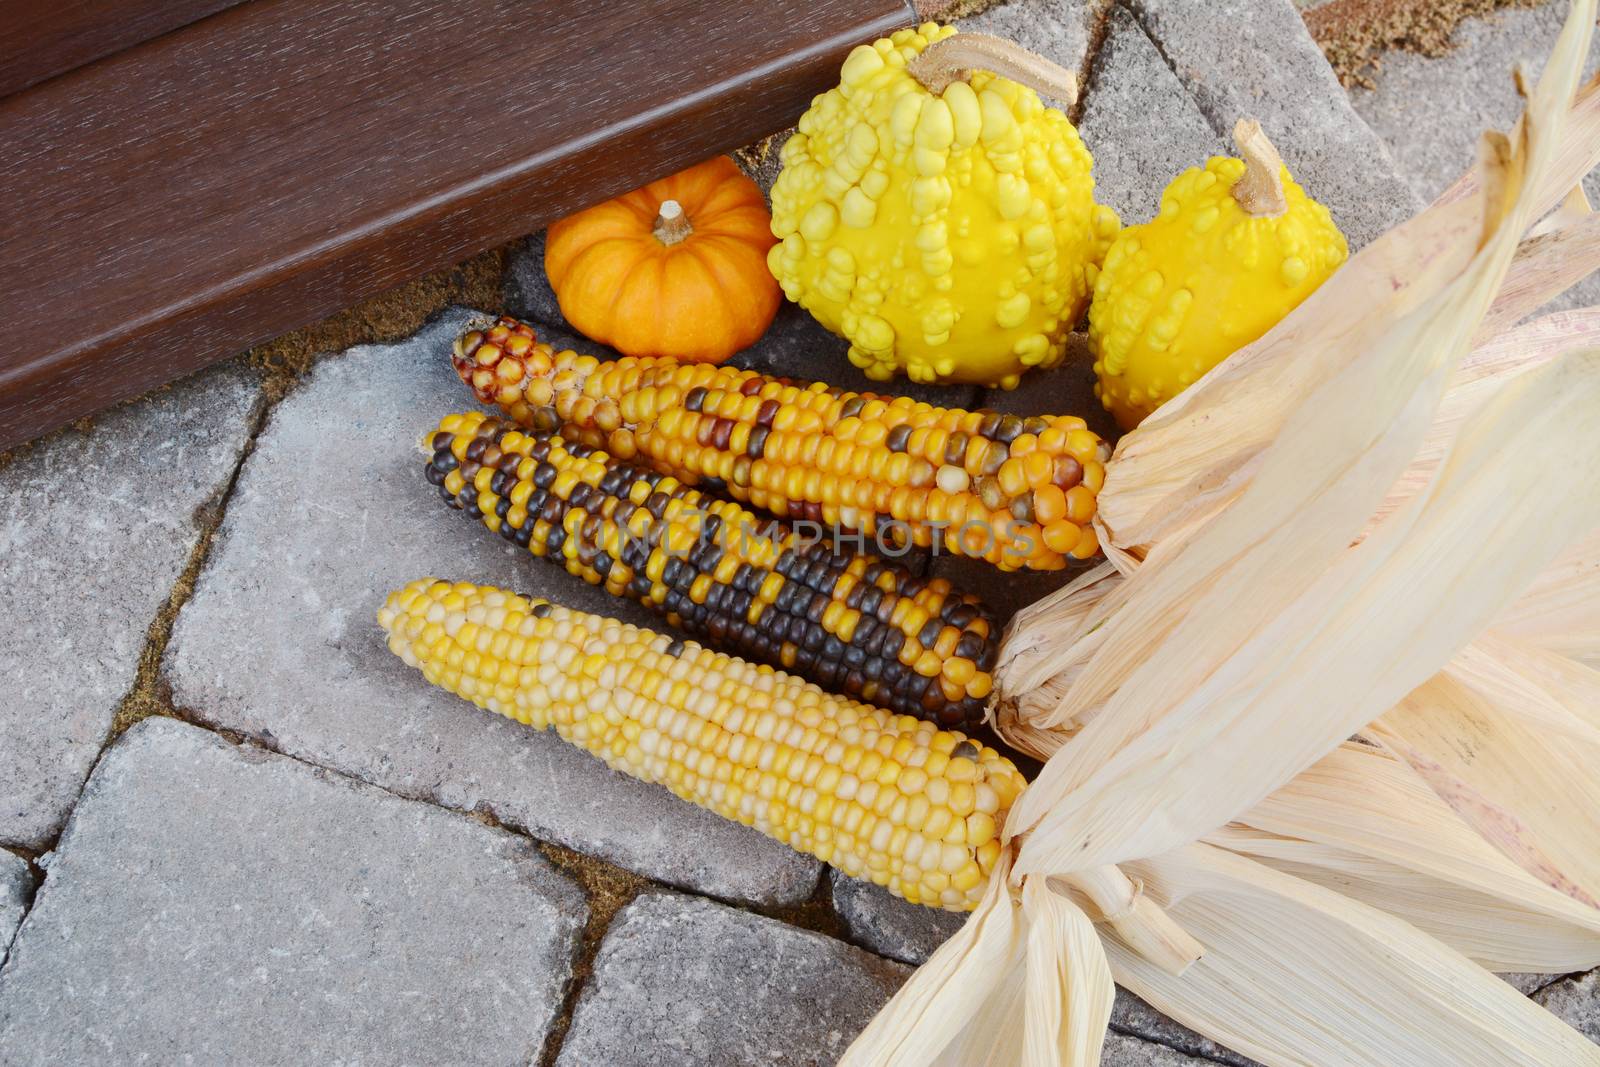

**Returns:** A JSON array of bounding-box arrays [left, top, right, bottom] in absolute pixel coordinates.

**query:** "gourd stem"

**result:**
[[1231, 118, 1288, 217], [653, 199, 694, 246], [906, 33, 1078, 109]]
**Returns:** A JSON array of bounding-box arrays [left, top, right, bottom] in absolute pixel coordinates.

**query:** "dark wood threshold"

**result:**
[[0, 0, 251, 97], [0, 0, 913, 450]]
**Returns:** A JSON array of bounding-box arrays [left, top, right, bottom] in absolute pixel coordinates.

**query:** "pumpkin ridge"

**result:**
[[616, 188, 665, 223], [667, 246, 743, 360], [547, 206, 644, 283], [560, 237, 657, 339], [690, 206, 780, 242], [683, 232, 774, 260], [693, 176, 763, 219], [609, 252, 674, 356]]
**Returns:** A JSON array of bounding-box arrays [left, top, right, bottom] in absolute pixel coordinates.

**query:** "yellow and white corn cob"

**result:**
[[379, 578, 1026, 910]]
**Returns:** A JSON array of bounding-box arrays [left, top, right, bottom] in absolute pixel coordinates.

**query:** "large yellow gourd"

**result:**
[[1089, 120, 1348, 429], [768, 24, 1120, 389]]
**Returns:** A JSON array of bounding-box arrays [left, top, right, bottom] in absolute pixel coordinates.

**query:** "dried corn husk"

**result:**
[[1379, 307, 1600, 521], [847, 3, 1600, 1064], [1012, 345, 1600, 878], [1443, 630, 1600, 738], [1375, 669, 1600, 908], [1476, 209, 1600, 340], [996, 309, 1600, 730], [842, 853, 1116, 1067], [1496, 527, 1600, 664], [1109, 844, 1600, 1067], [1214, 741, 1600, 972]]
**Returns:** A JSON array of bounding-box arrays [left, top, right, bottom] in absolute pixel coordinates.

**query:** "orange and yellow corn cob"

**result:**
[[425, 411, 1000, 728], [380, 578, 1026, 909], [452, 316, 1108, 570]]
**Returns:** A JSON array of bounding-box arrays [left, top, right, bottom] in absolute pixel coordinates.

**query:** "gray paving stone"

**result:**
[[0, 361, 259, 849], [556, 890, 910, 1067], [0, 719, 584, 1064], [1113, 992, 1259, 1066], [1102, 1029, 1214, 1064], [166, 310, 820, 906], [1536, 966, 1600, 1044], [1080, 5, 1227, 225], [0, 849, 31, 970], [1350, 3, 1580, 204], [1350, 1, 1600, 309], [830, 869, 966, 965], [1502, 971, 1558, 996], [958, 0, 1106, 112], [1125, 0, 1422, 248]]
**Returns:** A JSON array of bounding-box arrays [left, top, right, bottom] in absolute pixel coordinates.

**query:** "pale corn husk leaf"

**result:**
[[840, 853, 1114, 1067], [1379, 308, 1600, 521], [1020, 879, 1117, 1066], [1540, 177, 1593, 220], [996, 557, 1600, 761], [1474, 210, 1600, 343], [995, 562, 1121, 703], [1109, 843, 1600, 1067], [998, 308, 1600, 742], [1443, 629, 1600, 739], [1209, 824, 1600, 974], [1495, 525, 1600, 664], [1012, 342, 1600, 877], [1099, 68, 1600, 556], [840, 853, 1027, 1067], [1214, 741, 1600, 972], [1527, 181, 1593, 236], [1374, 668, 1600, 908], [1052, 866, 1203, 977]]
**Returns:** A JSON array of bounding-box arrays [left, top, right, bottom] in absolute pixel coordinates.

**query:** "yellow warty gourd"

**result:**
[[768, 24, 1120, 389], [1089, 119, 1349, 429]]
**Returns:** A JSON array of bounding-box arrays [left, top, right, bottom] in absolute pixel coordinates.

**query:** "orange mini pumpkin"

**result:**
[[545, 156, 781, 364]]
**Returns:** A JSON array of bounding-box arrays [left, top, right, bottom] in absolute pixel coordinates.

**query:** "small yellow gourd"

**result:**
[[1089, 119, 1348, 429], [768, 24, 1120, 389]]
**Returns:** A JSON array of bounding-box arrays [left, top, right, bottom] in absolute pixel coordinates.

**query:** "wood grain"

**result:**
[[0, 0, 912, 449], [0, 0, 249, 96]]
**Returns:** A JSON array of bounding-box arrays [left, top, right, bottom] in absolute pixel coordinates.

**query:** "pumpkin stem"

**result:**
[[906, 33, 1078, 109], [653, 199, 694, 246], [1230, 118, 1288, 217]]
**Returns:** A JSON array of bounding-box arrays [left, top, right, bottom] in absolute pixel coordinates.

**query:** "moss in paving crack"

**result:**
[[750, 868, 851, 943], [916, 0, 1010, 20], [1073, 0, 1116, 125], [1307, 0, 1547, 87], [527, 839, 651, 1067], [733, 132, 785, 177], [108, 397, 270, 737], [248, 244, 509, 403]]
